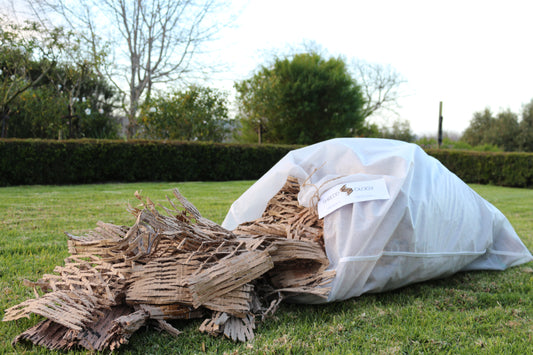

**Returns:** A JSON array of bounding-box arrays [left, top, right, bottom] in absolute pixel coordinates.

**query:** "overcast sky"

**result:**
[[213, 0, 533, 136]]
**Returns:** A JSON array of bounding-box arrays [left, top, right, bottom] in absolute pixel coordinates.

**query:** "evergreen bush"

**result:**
[[1, 139, 531, 188]]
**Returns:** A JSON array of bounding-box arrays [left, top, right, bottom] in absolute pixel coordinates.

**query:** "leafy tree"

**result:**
[[357, 122, 381, 138], [462, 108, 495, 147], [235, 52, 365, 144], [416, 136, 501, 151], [10, 74, 119, 139], [1, 17, 118, 138], [30, 0, 235, 138], [267, 41, 406, 123], [518, 99, 533, 152], [48, 63, 118, 139], [356, 119, 414, 142], [9, 86, 65, 138], [4, 49, 119, 138], [139, 86, 230, 142], [0, 18, 55, 137], [42, 28, 118, 139], [380, 119, 415, 142], [492, 109, 520, 151], [462, 107, 520, 151]]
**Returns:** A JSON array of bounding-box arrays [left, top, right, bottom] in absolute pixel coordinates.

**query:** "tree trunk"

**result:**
[[1, 111, 9, 138]]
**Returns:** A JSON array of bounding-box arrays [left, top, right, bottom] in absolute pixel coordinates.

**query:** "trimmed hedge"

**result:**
[[0, 139, 532, 187], [0, 139, 295, 186], [426, 149, 533, 188]]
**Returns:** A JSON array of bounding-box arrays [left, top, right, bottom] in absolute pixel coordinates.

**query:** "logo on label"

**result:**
[[340, 184, 353, 195]]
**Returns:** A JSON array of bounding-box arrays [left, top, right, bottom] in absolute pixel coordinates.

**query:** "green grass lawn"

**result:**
[[0, 182, 531, 354]]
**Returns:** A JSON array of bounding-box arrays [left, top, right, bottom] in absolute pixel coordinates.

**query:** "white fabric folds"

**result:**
[[222, 138, 533, 303]]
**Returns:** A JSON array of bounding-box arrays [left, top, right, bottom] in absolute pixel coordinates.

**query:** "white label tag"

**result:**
[[317, 178, 390, 218]]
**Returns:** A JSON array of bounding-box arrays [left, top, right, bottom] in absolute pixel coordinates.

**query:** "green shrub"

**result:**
[[0, 139, 531, 188], [0, 139, 295, 186], [416, 137, 502, 151], [427, 149, 533, 187]]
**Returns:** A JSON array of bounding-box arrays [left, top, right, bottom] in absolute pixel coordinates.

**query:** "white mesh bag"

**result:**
[[222, 138, 532, 303]]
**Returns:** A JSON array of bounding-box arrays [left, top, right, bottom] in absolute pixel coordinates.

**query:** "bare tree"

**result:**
[[351, 60, 407, 120], [28, 0, 233, 137]]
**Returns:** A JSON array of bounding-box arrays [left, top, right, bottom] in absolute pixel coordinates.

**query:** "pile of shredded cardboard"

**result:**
[[3, 177, 334, 351]]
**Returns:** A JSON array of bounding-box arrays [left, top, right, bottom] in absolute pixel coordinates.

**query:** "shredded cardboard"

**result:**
[[4, 177, 334, 350]]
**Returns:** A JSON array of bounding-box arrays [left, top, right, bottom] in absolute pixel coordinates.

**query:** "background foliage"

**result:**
[[0, 17, 119, 139], [2, 14, 533, 152], [138, 86, 230, 142], [9, 69, 118, 139], [462, 100, 533, 152], [235, 52, 365, 144], [1, 139, 532, 188]]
